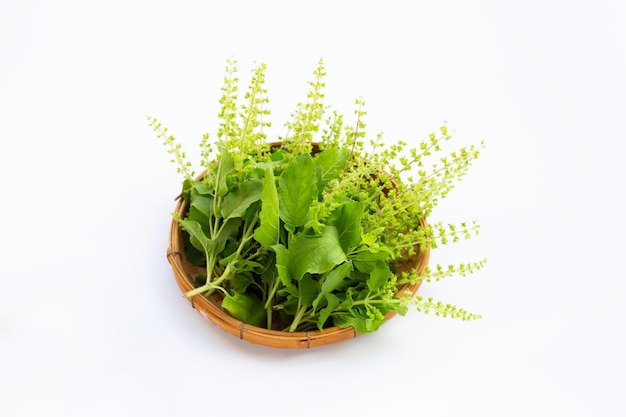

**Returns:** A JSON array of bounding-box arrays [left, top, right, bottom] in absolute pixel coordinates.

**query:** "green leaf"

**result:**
[[214, 218, 242, 255], [312, 261, 353, 310], [367, 261, 391, 292], [181, 178, 194, 203], [186, 206, 210, 235], [317, 293, 340, 330], [229, 271, 254, 293], [277, 153, 317, 227], [215, 145, 234, 197], [220, 180, 262, 220], [253, 167, 280, 248], [193, 181, 214, 195], [175, 217, 215, 256], [277, 283, 298, 298], [351, 249, 389, 273], [333, 312, 385, 333], [332, 202, 364, 253], [272, 244, 293, 286], [187, 183, 214, 232], [339, 290, 354, 311], [298, 274, 320, 306], [190, 185, 214, 219], [183, 231, 205, 265], [260, 261, 279, 287], [288, 226, 347, 280], [222, 292, 266, 327], [277, 291, 299, 316], [332, 313, 367, 333], [271, 149, 286, 162], [313, 147, 349, 190]]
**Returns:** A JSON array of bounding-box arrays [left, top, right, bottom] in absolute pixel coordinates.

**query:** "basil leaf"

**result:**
[[222, 292, 266, 328], [298, 274, 320, 306], [277, 153, 317, 228], [253, 167, 280, 248], [313, 147, 349, 190], [367, 261, 391, 292], [214, 218, 242, 255], [351, 249, 389, 273], [312, 261, 353, 311], [272, 244, 293, 286], [288, 226, 347, 280], [229, 271, 254, 293], [333, 312, 385, 334], [277, 284, 298, 298], [332, 201, 364, 253], [215, 145, 234, 197], [190, 185, 214, 219], [317, 293, 340, 330], [175, 217, 215, 256], [183, 232, 206, 265], [220, 180, 262, 220]]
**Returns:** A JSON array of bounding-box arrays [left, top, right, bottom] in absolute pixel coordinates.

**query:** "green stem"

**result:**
[[185, 263, 233, 298], [198, 216, 260, 298], [266, 307, 273, 330], [343, 102, 363, 176], [240, 72, 262, 147], [350, 295, 403, 309], [265, 278, 281, 310], [289, 303, 308, 332], [264, 276, 281, 330]]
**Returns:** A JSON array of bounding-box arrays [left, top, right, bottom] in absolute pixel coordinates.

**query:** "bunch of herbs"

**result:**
[[148, 59, 486, 333]]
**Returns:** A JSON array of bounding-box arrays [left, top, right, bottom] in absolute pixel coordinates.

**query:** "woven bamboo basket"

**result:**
[[166, 144, 431, 349]]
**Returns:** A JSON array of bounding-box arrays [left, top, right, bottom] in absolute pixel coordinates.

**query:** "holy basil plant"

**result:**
[[148, 59, 486, 333]]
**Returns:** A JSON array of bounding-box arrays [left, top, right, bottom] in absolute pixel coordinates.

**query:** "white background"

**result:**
[[2, 0, 625, 416]]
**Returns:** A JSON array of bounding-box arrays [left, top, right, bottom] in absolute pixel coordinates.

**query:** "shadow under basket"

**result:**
[[166, 189, 430, 350]]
